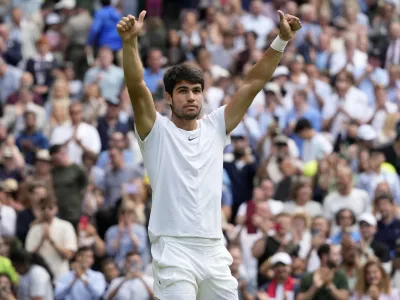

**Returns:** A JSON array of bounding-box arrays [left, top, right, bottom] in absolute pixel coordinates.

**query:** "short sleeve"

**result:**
[[134, 112, 164, 153], [29, 267, 49, 296], [203, 105, 231, 147], [298, 273, 313, 292], [334, 270, 350, 290]]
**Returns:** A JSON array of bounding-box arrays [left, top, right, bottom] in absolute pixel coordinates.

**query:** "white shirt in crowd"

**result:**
[[18, 265, 54, 300], [240, 14, 275, 49], [302, 133, 333, 163], [367, 102, 398, 133], [329, 49, 368, 76], [0, 205, 16, 237], [135, 106, 230, 241], [283, 201, 323, 218], [25, 217, 78, 280], [50, 122, 101, 165], [323, 188, 371, 221], [323, 87, 369, 139], [105, 276, 154, 300]]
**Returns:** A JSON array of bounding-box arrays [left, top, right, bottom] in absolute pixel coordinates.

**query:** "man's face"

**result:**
[[110, 133, 125, 149], [260, 180, 274, 199], [98, 49, 113, 68], [41, 203, 57, 222], [335, 169, 351, 191], [69, 105, 83, 124], [78, 250, 94, 270], [107, 104, 120, 119], [376, 199, 393, 219], [274, 263, 290, 281], [25, 113, 36, 129], [167, 81, 203, 120], [103, 262, 119, 282], [148, 50, 162, 70], [360, 222, 375, 239], [125, 254, 142, 274]]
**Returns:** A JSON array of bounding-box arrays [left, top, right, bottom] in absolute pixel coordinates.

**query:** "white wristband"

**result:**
[[270, 35, 288, 52]]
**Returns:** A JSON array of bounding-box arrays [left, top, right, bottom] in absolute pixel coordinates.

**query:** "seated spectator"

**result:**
[[297, 244, 350, 300], [55, 247, 106, 300], [10, 249, 54, 300], [257, 252, 296, 300], [352, 260, 400, 300], [104, 251, 154, 300], [0, 273, 16, 300], [101, 258, 120, 288], [340, 239, 360, 292], [284, 176, 323, 217], [105, 200, 148, 270], [25, 197, 77, 280], [330, 208, 361, 245], [229, 246, 254, 300], [375, 194, 400, 253]]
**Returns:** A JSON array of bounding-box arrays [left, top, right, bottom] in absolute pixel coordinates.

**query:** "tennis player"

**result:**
[[117, 10, 301, 300]]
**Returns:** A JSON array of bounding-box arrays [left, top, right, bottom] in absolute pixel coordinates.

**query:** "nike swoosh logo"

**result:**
[[188, 136, 198, 141]]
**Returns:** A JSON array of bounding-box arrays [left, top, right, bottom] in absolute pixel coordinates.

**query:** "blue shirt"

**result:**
[[330, 231, 361, 245], [86, 6, 122, 51], [96, 149, 135, 169], [16, 131, 49, 165], [105, 224, 148, 269], [55, 269, 106, 300], [97, 117, 131, 151], [354, 67, 389, 107], [143, 68, 164, 94], [357, 171, 400, 205]]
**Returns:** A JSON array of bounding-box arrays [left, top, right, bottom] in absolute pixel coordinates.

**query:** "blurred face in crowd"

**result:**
[[167, 81, 203, 121], [197, 49, 212, 70], [369, 152, 384, 172], [229, 247, 242, 273], [318, 34, 331, 51], [359, 221, 376, 240], [53, 79, 69, 99], [109, 148, 123, 168], [366, 263, 383, 286], [312, 216, 329, 237], [30, 186, 47, 207], [280, 157, 296, 177], [376, 198, 393, 220], [147, 49, 162, 72], [102, 260, 120, 282], [11, 7, 22, 24], [24, 112, 36, 130], [250, 0, 263, 15], [335, 167, 352, 193], [232, 137, 248, 159], [78, 249, 94, 270], [168, 30, 180, 47], [205, 6, 217, 23], [337, 209, 353, 228], [295, 183, 312, 203], [20, 72, 34, 88], [293, 91, 307, 109], [245, 32, 257, 49], [0, 237, 9, 257], [300, 4, 316, 23], [275, 215, 291, 236], [390, 23, 400, 40], [342, 242, 358, 264], [125, 253, 142, 274], [274, 263, 291, 281], [222, 33, 235, 49], [98, 47, 113, 68], [36, 158, 51, 175], [252, 187, 265, 203], [69, 103, 83, 125], [110, 132, 125, 149], [329, 245, 341, 267], [38, 41, 50, 56], [260, 179, 274, 200], [40, 201, 57, 222], [107, 102, 120, 119]]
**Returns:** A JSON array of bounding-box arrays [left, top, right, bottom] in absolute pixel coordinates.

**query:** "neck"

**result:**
[[339, 186, 351, 196], [171, 115, 198, 131], [72, 120, 80, 127], [362, 236, 373, 244], [296, 198, 308, 206], [276, 277, 287, 284], [26, 127, 35, 134], [382, 215, 394, 224]]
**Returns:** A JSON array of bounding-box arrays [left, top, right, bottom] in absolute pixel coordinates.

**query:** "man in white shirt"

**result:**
[[294, 118, 332, 163], [117, 9, 301, 300], [25, 197, 77, 280], [50, 102, 101, 165]]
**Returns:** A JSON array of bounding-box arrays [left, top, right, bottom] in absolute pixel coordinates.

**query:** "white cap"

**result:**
[[36, 149, 51, 162], [270, 252, 292, 266], [272, 66, 289, 79], [54, 0, 76, 10], [264, 82, 282, 98], [359, 212, 377, 226], [357, 124, 377, 141], [46, 13, 61, 25]]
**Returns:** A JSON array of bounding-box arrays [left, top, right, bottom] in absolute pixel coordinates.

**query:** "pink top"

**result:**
[[351, 289, 400, 300]]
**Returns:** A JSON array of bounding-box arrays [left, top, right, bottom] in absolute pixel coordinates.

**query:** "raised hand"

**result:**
[[116, 11, 147, 42], [278, 10, 302, 41]]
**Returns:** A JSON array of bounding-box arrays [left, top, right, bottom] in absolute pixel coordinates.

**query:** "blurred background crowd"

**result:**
[[0, 0, 398, 299]]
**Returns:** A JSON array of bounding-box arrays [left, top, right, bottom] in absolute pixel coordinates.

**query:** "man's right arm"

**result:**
[[118, 12, 156, 141]]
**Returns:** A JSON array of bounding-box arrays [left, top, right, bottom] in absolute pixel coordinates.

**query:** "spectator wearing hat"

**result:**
[[50, 144, 87, 227], [257, 252, 296, 300], [83, 46, 124, 100], [298, 244, 349, 300], [375, 194, 400, 253], [25, 35, 58, 101], [50, 102, 101, 165], [97, 97, 132, 152], [294, 118, 333, 163], [16, 110, 48, 165], [25, 197, 77, 280], [357, 149, 400, 204], [0, 56, 22, 104], [55, 247, 106, 300], [358, 212, 390, 264]]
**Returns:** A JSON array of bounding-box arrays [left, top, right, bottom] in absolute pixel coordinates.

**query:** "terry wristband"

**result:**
[[270, 35, 289, 52]]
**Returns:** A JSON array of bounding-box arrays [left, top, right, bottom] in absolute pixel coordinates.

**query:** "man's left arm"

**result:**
[[225, 11, 301, 134]]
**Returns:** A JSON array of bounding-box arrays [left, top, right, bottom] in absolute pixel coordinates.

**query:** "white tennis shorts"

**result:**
[[151, 236, 238, 300]]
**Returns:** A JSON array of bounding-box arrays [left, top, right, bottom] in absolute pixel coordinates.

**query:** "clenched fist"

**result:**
[[116, 10, 147, 42]]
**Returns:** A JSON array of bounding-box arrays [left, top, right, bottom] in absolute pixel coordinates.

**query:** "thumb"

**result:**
[[278, 10, 285, 23], [138, 10, 147, 23]]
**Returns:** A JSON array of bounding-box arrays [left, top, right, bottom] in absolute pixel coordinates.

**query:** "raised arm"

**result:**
[[224, 11, 301, 134], [116, 11, 156, 140]]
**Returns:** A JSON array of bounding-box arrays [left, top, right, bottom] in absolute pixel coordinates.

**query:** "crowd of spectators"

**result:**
[[0, 0, 399, 299]]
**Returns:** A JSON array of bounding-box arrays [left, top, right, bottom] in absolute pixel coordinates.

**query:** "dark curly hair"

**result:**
[[163, 64, 204, 97]]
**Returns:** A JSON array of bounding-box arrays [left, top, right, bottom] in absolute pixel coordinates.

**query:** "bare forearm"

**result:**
[[327, 284, 348, 300], [123, 39, 144, 84]]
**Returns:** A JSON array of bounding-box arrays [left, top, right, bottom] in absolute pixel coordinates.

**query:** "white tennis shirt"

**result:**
[[135, 106, 230, 242]]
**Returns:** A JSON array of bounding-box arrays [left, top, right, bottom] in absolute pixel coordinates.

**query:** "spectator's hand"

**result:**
[[74, 263, 84, 278], [278, 10, 302, 41], [85, 224, 97, 237], [5, 135, 15, 147], [313, 270, 324, 288], [368, 285, 380, 300], [239, 280, 247, 292], [365, 64, 374, 75], [323, 269, 334, 285], [117, 11, 147, 42], [20, 140, 35, 151], [43, 223, 50, 240], [257, 291, 270, 300]]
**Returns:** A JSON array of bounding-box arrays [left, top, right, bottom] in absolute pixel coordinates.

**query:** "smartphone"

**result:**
[[79, 216, 89, 230], [124, 183, 139, 195], [274, 222, 281, 232]]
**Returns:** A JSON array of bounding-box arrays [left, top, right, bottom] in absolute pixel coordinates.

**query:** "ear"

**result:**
[[165, 92, 172, 106]]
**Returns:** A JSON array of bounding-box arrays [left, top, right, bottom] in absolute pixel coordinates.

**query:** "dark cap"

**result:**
[[273, 134, 289, 145], [49, 144, 64, 155], [105, 96, 120, 106]]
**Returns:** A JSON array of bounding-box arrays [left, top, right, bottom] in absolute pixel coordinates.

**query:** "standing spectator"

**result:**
[[0, 23, 22, 67], [105, 200, 148, 270], [10, 249, 54, 300], [84, 47, 124, 100], [0, 182, 16, 237], [228, 246, 253, 300], [50, 103, 101, 166], [385, 22, 400, 69], [50, 144, 87, 227], [86, 0, 122, 59], [143, 48, 164, 94], [25, 197, 77, 280], [55, 247, 106, 300], [297, 244, 349, 300], [104, 251, 154, 300], [16, 111, 49, 165], [0, 56, 22, 104]]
